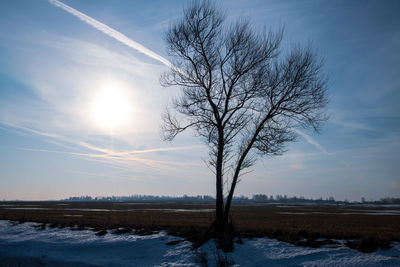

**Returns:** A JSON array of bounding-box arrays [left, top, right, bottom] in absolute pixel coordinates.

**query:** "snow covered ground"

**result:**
[[0, 220, 399, 266]]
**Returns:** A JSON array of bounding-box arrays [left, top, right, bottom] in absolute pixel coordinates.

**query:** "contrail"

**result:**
[[1, 120, 202, 169], [0, 120, 62, 139], [292, 128, 330, 154], [77, 141, 203, 155], [48, 0, 173, 68], [22, 147, 202, 168]]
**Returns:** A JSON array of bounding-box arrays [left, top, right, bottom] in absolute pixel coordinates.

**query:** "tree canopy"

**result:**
[[160, 0, 328, 244]]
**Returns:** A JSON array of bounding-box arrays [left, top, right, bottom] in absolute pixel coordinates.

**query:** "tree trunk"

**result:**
[[215, 130, 225, 231], [223, 171, 239, 223], [224, 140, 254, 223], [215, 175, 224, 230]]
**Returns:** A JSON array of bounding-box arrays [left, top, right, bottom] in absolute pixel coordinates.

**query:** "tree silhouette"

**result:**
[[161, 0, 328, 250]]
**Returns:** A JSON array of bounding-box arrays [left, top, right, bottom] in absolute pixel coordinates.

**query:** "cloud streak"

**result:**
[[77, 141, 203, 156], [46, 0, 331, 159], [0, 120, 62, 139], [48, 0, 173, 68], [292, 128, 330, 154], [22, 146, 202, 170], [0, 120, 201, 172]]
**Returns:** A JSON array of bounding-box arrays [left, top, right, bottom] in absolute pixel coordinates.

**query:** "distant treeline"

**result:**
[[64, 195, 214, 202], [62, 194, 400, 205]]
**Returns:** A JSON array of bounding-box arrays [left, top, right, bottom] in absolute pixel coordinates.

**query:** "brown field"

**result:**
[[1, 201, 399, 246]]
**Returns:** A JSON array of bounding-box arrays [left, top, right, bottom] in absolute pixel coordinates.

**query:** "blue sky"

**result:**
[[0, 0, 399, 201]]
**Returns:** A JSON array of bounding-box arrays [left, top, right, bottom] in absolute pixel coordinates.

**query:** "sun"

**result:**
[[91, 86, 132, 131]]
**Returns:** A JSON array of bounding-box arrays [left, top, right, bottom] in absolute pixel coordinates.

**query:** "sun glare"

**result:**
[[91, 86, 132, 131]]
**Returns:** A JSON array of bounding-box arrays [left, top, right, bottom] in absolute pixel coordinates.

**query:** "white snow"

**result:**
[[2, 207, 215, 213], [0, 220, 399, 266], [140, 208, 215, 213], [4, 207, 50, 210], [62, 208, 214, 212], [277, 209, 400, 215], [344, 209, 400, 215], [66, 208, 115, 212]]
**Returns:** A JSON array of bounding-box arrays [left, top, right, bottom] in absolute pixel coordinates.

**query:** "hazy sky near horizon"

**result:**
[[0, 0, 399, 201]]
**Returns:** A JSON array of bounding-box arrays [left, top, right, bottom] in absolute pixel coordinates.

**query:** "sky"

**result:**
[[0, 0, 399, 201]]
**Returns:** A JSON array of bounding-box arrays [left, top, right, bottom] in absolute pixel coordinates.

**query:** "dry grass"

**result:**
[[1, 201, 399, 242]]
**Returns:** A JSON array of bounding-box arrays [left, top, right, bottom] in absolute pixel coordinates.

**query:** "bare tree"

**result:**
[[161, 0, 328, 248]]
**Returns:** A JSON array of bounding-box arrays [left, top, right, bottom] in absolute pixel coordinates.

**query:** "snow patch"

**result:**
[[5, 207, 50, 210], [1, 220, 399, 266]]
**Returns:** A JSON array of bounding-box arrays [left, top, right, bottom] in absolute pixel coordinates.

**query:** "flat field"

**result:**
[[0, 201, 399, 242]]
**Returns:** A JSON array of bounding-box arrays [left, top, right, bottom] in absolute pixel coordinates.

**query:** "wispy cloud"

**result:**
[[0, 120, 201, 171], [22, 146, 202, 170], [292, 128, 330, 154], [0, 0, 199, 180], [77, 141, 203, 156], [48, 0, 173, 68], [333, 120, 374, 131], [0, 120, 62, 139]]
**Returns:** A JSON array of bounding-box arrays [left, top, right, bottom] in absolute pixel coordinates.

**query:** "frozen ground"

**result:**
[[0, 220, 399, 266]]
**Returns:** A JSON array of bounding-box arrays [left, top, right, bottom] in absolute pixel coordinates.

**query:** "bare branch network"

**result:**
[[160, 1, 328, 226]]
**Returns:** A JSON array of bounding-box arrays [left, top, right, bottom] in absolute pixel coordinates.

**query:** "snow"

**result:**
[[0, 221, 196, 266], [67, 208, 115, 212], [140, 209, 215, 213], [214, 238, 400, 267], [1, 220, 399, 266], [344, 209, 400, 215], [4, 207, 50, 210], [276, 213, 400, 215], [2, 207, 214, 214]]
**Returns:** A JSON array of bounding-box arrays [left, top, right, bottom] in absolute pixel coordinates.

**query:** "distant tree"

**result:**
[[161, 0, 328, 249]]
